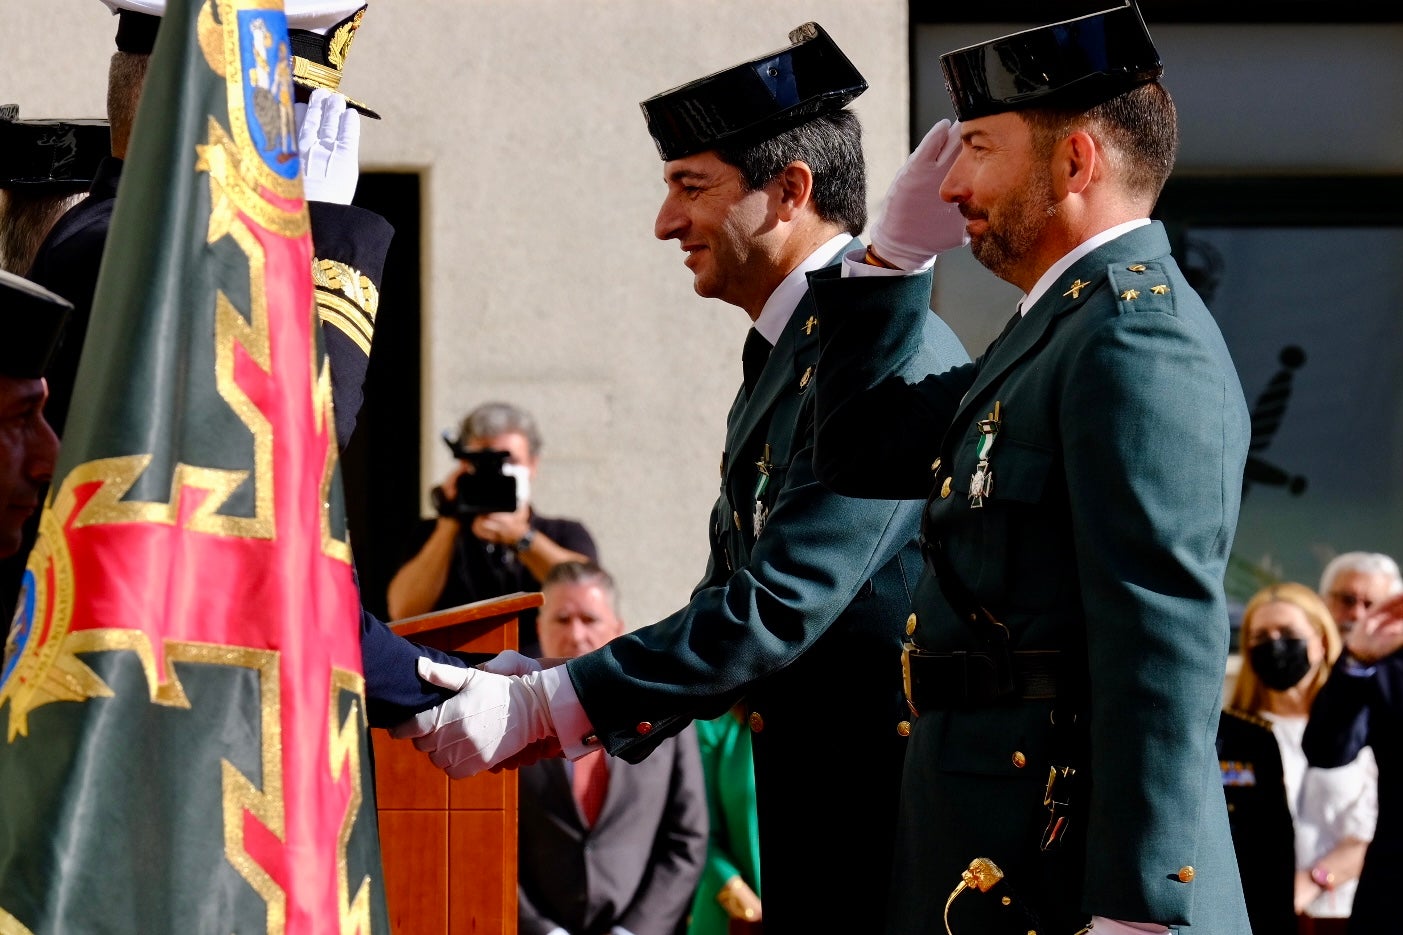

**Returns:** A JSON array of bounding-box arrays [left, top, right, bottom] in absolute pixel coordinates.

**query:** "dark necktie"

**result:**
[[982, 308, 1023, 363], [742, 328, 771, 395]]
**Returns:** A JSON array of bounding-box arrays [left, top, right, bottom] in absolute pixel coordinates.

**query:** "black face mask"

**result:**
[[1249, 637, 1313, 691]]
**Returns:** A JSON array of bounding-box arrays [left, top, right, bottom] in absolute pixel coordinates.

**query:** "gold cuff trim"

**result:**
[[317, 295, 373, 355], [313, 259, 378, 355]]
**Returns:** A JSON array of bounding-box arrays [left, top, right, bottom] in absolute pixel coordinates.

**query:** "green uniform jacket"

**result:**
[[809, 223, 1252, 933], [567, 238, 970, 931]]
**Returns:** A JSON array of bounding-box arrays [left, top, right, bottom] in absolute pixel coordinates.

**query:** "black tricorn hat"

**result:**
[[0, 110, 111, 191], [641, 22, 867, 162], [0, 269, 72, 380], [941, 1, 1162, 122]]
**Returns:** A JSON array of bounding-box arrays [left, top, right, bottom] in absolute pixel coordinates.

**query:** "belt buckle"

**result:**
[[901, 642, 919, 718]]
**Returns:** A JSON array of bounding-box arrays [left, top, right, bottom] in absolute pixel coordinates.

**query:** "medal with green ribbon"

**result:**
[[753, 443, 772, 536], [969, 401, 1000, 508]]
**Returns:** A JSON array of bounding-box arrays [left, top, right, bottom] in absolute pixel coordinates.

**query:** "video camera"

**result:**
[[433, 431, 519, 518]]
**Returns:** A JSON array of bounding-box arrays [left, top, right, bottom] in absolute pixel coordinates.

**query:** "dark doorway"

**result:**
[[342, 171, 422, 620], [1155, 176, 1403, 605]]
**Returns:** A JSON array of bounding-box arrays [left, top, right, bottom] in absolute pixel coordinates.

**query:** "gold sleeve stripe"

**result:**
[[312, 258, 378, 355], [317, 294, 373, 355]]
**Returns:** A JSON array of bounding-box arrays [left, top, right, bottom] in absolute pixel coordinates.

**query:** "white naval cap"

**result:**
[[100, 0, 365, 25], [98, 0, 378, 117]]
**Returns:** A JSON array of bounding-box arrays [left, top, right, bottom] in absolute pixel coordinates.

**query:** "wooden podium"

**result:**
[[371, 592, 542, 935]]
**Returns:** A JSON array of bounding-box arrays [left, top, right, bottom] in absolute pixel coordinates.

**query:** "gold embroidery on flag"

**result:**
[[330, 669, 374, 935], [219, 645, 287, 934]]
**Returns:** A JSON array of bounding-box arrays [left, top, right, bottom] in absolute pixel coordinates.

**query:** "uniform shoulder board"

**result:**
[[1106, 260, 1176, 314]]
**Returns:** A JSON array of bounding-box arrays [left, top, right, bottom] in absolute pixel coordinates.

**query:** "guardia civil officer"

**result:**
[[395, 24, 969, 932], [0, 271, 68, 560], [806, 4, 1252, 932], [0, 110, 109, 276]]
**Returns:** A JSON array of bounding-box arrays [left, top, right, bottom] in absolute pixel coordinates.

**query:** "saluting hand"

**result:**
[[867, 118, 968, 271], [296, 88, 360, 205]]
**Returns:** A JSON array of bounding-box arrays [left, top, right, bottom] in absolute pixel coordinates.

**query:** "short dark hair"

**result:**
[[713, 109, 867, 236], [107, 51, 150, 160], [1, 189, 83, 275], [543, 560, 619, 615], [1021, 81, 1179, 204]]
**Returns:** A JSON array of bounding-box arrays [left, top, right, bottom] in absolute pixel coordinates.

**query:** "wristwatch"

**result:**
[[513, 528, 537, 553]]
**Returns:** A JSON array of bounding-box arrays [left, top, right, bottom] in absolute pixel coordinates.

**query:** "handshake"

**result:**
[[391, 652, 568, 777]]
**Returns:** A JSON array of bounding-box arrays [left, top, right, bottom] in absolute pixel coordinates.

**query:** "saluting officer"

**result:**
[[808, 4, 1252, 933], [396, 24, 969, 932]]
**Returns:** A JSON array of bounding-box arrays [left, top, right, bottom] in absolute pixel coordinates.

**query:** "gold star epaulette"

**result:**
[[1107, 261, 1174, 312]]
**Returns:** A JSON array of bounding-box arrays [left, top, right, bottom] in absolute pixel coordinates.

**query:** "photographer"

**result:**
[[386, 401, 597, 655]]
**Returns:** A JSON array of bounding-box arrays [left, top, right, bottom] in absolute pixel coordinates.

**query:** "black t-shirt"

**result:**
[[400, 512, 598, 656]]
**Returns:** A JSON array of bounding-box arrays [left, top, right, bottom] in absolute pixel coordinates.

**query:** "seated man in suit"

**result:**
[[518, 561, 706, 935]]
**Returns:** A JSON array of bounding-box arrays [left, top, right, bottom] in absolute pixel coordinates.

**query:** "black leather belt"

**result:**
[[902, 643, 1060, 714]]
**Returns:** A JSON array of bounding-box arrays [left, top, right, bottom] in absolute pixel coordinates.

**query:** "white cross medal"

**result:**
[[969, 401, 1001, 509], [752, 443, 773, 537]]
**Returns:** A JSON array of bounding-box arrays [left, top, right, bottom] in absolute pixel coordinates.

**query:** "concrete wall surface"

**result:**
[[0, 0, 912, 630]]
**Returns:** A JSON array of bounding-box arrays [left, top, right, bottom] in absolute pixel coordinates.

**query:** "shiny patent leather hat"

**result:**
[[641, 22, 867, 161], [0, 269, 73, 380], [0, 110, 110, 192], [940, 1, 1162, 121]]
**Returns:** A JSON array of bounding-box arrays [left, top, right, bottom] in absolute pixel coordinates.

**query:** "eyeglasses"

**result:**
[[1328, 592, 1374, 611]]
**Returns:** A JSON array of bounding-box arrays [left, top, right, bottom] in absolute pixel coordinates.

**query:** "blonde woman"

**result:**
[[1221, 583, 1377, 934]]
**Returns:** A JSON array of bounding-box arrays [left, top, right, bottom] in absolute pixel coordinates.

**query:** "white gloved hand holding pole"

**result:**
[[296, 88, 360, 205], [867, 118, 968, 271], [391, 658, 558, 778]]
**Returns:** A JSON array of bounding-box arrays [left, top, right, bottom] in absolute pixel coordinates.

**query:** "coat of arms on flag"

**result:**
[[0, 2, 387, 932]]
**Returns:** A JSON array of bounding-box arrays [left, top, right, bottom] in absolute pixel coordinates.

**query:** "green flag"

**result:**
[[0, 2, 388, 932]]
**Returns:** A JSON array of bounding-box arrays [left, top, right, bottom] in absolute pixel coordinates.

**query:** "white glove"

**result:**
[[477, 649, 543, 676], [296, 88, 360, 205], [867, 119, 968, 271], [391, 658, 557, 778]]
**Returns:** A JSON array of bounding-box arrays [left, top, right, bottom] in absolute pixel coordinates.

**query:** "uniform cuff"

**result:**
[[841, 248, 925, 278], [538, 664, 598, 759]]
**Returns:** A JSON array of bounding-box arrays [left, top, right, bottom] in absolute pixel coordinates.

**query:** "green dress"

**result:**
[[688, 713, 761, 935]]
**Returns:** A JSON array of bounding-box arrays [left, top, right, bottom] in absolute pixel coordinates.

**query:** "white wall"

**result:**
[[0, 0, 912, 628]]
